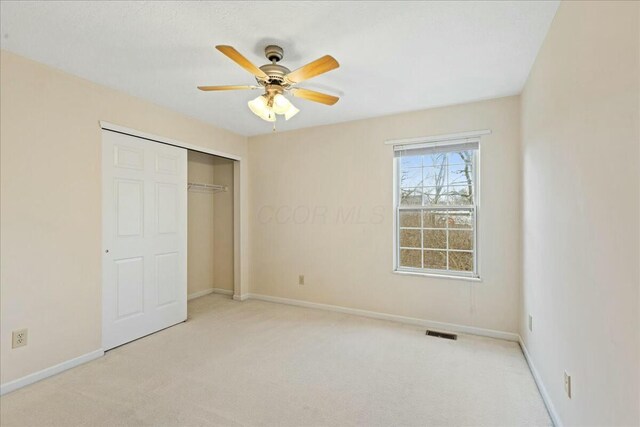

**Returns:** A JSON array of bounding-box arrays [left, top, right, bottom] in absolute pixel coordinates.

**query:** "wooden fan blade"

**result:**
[[215, 45, 268, 79], [198, 85, 258, 91], [291, 88, 339, 105], [285, 55, 339, 84]]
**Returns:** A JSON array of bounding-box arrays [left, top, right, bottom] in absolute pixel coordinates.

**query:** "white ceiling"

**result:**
[[0, 1, 558, 136]]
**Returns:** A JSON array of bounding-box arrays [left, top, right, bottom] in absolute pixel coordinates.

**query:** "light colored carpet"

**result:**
[[0, 294, 551, 426]]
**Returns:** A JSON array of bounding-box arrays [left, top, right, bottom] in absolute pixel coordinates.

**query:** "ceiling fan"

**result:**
[[198, 45, 340, 124]]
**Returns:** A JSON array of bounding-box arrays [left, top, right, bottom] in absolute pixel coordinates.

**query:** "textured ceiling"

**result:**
[[0, 1, 558, 136]]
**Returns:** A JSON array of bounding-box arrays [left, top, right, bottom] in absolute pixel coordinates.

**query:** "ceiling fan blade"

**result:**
[[285, 55, 339, 84], [198, 85, 259, 91], [215, 45, 268, 79], [291, 88, 339, 105]]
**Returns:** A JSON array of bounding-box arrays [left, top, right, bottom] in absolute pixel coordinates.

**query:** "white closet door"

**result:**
[[102, 130, 187, 350]]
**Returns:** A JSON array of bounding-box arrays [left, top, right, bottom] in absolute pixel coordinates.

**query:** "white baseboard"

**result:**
[[188, 287, 233, 300], [188, 289, 213, 300], [212, 288, 233, 296], [246, 293, 519, 342], [233, 293, 249, 301], [519, 337, 562, 427], [0, 349, 104, 396]]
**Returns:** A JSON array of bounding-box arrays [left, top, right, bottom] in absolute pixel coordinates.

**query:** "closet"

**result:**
[[101, 126, 237, 350], [187, 151, 235, 299]]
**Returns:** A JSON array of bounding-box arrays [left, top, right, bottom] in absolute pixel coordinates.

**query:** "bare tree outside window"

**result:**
[[396, 143, 478, 276]]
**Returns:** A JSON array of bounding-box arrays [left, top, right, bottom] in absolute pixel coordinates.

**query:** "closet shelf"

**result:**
[[187, 182, 228, 194]]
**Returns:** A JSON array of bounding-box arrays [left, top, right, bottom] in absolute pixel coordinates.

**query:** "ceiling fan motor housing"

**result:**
[[258, 63, 291, 86], [257, 45, 292, 87], [264, 45, 284, 62]]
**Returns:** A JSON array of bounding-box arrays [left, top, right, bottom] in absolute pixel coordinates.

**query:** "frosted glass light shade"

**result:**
[[284, 104, 300, 120], [248, 96, 276, 122], [272, 94, 292, 115], [248, 96, 268, 116]]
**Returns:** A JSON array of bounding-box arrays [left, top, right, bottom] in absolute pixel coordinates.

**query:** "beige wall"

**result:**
[[0, 50, 248, 384], [520, 1, 639, 425], [212, 157, 235, 291], [248, 96, 522, 334]]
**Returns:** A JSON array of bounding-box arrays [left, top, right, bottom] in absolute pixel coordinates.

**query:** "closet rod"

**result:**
[[187, 182, 228, 194]]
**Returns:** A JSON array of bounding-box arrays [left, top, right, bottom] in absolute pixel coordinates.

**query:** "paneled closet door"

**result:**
[[102, 130, 187, 350]]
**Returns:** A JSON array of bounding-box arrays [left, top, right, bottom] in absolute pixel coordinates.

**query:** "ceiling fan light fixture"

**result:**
[[263, 110, 276, 122], [201, 44, 340, 127], [248, 95, 268, 115], [248, 95, 276, 122], [284, 104, 300, 120], [256, 107, 276, 122], [272, 94, 291, 115]]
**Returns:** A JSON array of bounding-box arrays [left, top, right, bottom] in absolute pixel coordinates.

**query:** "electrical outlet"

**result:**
[[298, 275, 305, 285], [528, 315, 533, 332], [564, 371, 572, 398], [12, 329, 28, 348]]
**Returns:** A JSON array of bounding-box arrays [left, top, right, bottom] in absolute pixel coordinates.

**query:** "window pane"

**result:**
[[448, 163, 473, 186], [447, 151, 472, 165], [400, 156, 422, 169], [423, 165, 447, 187], [400, 188, 422, 205], [400, 249, 422, 268], [400, 167, 422, 189], [399, 211, 421, 228], [449, 252, 473, 272], [424, 250, 447, 270], [399, 229, 421, 248], [424, 187, 449, 205], [424, 229, 446, 249], [449, 230, 473, 250], [423, 153, 447, 168], [423, 211, 448, 228], [447, 185, 473, 205], [448, 210, 473, 229], [422, 166, 446, 187]]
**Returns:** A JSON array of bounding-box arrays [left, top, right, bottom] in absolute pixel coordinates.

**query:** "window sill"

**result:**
[[393, 269, 482, 282]]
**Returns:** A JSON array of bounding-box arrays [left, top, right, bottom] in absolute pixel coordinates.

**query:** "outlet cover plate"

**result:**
[[12, 329, 28, 348]]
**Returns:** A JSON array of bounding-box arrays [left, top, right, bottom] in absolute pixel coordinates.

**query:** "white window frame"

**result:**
[[390, 133, 485, 281]]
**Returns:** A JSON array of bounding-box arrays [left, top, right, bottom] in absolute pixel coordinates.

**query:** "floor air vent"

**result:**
[[426, 330, 457, 340]]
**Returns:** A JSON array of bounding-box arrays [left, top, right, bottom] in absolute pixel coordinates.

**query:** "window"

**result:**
[[394, 138, 479, 278]]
